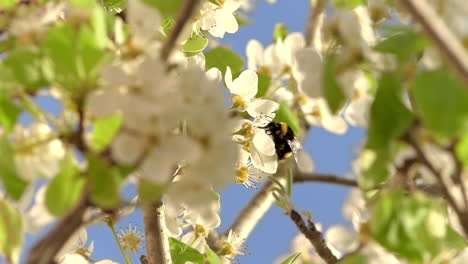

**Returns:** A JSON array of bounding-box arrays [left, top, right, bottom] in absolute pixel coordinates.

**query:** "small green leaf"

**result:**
[[0, 95, 21, 133], [0, 0, 17, 8], [45, 155, 85, 216], [205, 46, 244, 78], [91, 113, 123, 151], [333, 0, 367, 9], [143, 0, 184, 18], [183, 34, 209, 56], [204, 246, 222, 264], [235, 13, 250, 27], [275, 102, 301, 135], [273, 23, 288, 42], [412, 69, 468, 139], [104, 0, 127, 14], [88, 154, 125, 208], [256, 72, 271, 97], [3, 46, 48, 90], [338, 254, 368, 264], [456, 133, 468, 167], [138, 179, 166, 204], [0, 138, 27, 200], [280, 253, 301, 264], [370, 191, 452, 262], [0, 199, 23, 260], [374, 31, 430, 62], [91, 7, 108, 49], [323, 56, 346, 113], [367, 74, 413, 150], [169, 238, 204, 264]]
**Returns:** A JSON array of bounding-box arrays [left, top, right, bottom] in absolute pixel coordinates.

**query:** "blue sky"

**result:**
[[17, 1, 366, 264]]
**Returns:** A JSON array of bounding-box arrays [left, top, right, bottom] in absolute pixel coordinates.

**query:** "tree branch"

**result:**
[[305, 0, 328, 49], [142, 201, 172, 264], [397, 0, 468, 86], [294, 172, 358, 187], [26, 191, 90, 264], [160, 0, 201, 62], [290, 210, 338, 264]]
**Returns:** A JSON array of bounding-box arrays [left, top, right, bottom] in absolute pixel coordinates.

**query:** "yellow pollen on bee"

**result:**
[[279, 122, 289, 138], [284, 152, 293, 159], [236, 166, 249, 184]]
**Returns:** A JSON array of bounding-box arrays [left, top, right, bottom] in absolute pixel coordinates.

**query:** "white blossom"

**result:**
[[14, 123, 65, 182], [225, 66, 279, 118], [196, 0, 240, 38]]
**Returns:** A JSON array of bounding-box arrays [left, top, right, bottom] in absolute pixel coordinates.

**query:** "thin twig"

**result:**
[[397, 0, 468, 86], [160, 0, 201, 62], [26, 191, 90, 264], [227, 163, 289, 240], [142, 201, 172, 264], [290, 210, 338, 264], [403, 134, 468, 237], [305, 0, 329, 48], [294, 172, 358, 187]]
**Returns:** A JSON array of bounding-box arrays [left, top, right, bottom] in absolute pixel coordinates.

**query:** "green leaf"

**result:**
[[3, 46, 48, 90], [280, 253, 301, 264], [370, 191, 453, 262], [0, 95, 21, 133], [338, 254, 367, 264], [275, 102, 301, 135], [0, 0, 16, 8], [92, 7, 108, 49], [323, 56, 346, 113], [0, 37, 16, 54], [0, 138, 27, 200], [456, 133, 468, 167], [412, 69, 468, 139], [361, 148, 391, 189], [205, 46, 244, 78], [0, 199, 23, 260], [374, 31, 430, 62], [87, 154, 125, 208], [143, 0, 184, 18], [91, 113, 123, 151], [367, 74, 413, 150], [169, 238, 204, 264], [183, 34, 209, 56], [256, 72, 271, 97], [69, 0, 95, 8], [104, 0, 127, 14], [138, 179, 166, 203], [333, 0, 367, 9], [273, 23, 288, 42], [204, 246, 222, 264], [235, 13, 250, 27], [45, 155, 85, 216], [42, 23, 106, 94]]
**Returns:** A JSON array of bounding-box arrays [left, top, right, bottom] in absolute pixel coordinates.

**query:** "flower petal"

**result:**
[[225, 66, 234, 92], [247, 99, 279, 118], [232, 69, 258, 99], [253, 130, 276, 156]]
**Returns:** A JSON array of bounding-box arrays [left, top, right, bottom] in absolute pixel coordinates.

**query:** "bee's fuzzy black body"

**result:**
[[262, 121, 297, 160]]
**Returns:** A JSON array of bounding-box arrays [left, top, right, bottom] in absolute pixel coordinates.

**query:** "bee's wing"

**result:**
[[286, 136, 303, 164]]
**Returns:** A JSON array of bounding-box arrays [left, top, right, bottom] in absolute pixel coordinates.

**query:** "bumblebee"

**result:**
[[259, 121, 302, 161]]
